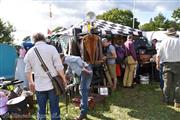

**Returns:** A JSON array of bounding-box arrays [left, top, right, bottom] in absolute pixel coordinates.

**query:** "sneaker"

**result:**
[[174, 103, 180, 108], [74, 114, 87, 120]]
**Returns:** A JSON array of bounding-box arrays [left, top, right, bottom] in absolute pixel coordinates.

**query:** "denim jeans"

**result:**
[[79, 65, 93, 116], [36, 89, 60, 120], [159, 63, 164, 90]]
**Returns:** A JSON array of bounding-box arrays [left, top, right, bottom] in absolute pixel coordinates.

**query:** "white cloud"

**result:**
[[155, 6, 166, 13], [85, 0, 117, 15], [0, 0, 52, 39]]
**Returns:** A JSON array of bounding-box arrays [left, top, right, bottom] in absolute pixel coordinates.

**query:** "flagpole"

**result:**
[[48, 3, 52, 35], [132, 0, 135, 29]]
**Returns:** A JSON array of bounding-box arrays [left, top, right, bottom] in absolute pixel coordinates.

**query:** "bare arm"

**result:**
[[57, 70, 67, 86], [26, 71, 35, 93], [110, 50, 117, 59], [156, 55, 160, 71], [24, 54, 35, 93]]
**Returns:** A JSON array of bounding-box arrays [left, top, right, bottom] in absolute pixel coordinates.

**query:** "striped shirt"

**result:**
[[157, 36, 180, 62], [24, 41, 64, 91]]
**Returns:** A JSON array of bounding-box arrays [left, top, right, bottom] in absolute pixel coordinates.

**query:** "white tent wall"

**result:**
[[143, 31, 180, 42], [143, 31, 180, 50]]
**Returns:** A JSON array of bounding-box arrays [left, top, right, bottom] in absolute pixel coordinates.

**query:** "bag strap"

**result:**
[[34, 47, 53, 80]]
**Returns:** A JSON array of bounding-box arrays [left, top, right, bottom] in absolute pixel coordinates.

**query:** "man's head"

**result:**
[[102, 38, 111, 47], [165, 28, 177, 36], [127, 35, 133, 41], [32, 33, 46, 43], [152, 39, 157, 44]]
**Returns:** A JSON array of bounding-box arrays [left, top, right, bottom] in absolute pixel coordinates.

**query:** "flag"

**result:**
[[47, 28, 52, 35]]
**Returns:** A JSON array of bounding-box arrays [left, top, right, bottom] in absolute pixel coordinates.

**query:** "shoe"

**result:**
[[123, 86, 127, 88], [74, 114, 87, 120], [127, 86, 134, 89], [174, 103, 180, 108], [166, 101, 174, 106]]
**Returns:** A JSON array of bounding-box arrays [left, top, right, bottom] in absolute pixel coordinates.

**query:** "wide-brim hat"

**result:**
[[165, 28, 177, 35]]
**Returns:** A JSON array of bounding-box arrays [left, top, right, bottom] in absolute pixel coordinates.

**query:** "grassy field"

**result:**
[[31, 82, 180, 120]]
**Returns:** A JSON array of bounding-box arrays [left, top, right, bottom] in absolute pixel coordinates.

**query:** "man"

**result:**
[[60, 54, 93, 120], [24, 33, 67, 120], [102, 38, 117, 90], [156, 28, 180, 108], [123, 35, 137, 88]]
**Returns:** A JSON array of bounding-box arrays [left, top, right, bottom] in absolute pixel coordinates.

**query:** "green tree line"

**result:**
[[97, 8, 180, 31]]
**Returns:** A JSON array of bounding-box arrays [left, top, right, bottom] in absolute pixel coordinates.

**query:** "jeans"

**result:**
[[36, 89, 60, 120], [79, 65, 93, 116], [159, 63, 164, 90]]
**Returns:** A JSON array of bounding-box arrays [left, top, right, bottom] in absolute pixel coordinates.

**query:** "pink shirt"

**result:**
[[124, 40, 137, 61]]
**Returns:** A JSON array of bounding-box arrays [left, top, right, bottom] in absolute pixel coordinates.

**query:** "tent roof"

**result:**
[[57, 19, 142, 36]]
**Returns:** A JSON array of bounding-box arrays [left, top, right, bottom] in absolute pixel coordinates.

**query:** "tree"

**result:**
[[140, 10, 180, 31], [171, 8, 180, 30], [139, 23, 154, 31], [153, 13, 166, 29], [0, 18, 14, 43], [172, 8, 180, 22], [140, 13, 169, 31], [97, 8, 140, 29]]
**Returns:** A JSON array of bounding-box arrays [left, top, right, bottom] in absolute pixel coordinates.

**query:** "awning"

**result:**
[[57, 19, 142, 36]]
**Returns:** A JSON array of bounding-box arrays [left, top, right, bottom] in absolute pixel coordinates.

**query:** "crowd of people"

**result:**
[[14, 27, 180, 120]]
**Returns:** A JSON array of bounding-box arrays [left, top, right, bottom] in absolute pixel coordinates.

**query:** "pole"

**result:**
[[48, 3, 52, 35], [132, 0, 135, 29]]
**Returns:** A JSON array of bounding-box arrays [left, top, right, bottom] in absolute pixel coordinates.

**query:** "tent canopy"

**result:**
[[57, 19, 142, 36]]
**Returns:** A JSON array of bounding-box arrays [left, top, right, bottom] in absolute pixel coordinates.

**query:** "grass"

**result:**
[[30, 82, 180, 120]]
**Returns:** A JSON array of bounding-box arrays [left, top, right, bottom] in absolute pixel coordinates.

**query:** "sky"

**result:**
[[0, 0, 179, 40]]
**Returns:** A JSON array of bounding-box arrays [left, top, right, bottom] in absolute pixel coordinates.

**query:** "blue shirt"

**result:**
[[107, 44, 116, 64], [64, 56, 88, 76]]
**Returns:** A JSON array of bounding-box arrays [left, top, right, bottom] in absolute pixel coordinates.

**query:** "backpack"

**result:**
[[114, 44, 125, 64]]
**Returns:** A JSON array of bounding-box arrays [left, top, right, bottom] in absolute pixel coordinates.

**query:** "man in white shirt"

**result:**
[[24, 33, 67, 120], [156, 28, 180, 108]]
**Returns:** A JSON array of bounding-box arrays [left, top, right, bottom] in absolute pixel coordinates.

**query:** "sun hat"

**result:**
[[165, 28, 177, 36]]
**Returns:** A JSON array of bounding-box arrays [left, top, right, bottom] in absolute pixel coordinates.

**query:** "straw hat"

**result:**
[[165, 28, 177, 36]]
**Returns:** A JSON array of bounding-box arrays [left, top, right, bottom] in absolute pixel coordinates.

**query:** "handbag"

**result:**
[[34, 47, 65, 96]]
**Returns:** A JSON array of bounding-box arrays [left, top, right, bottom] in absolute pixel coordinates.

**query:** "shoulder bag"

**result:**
[[34, 47, 65, 96]]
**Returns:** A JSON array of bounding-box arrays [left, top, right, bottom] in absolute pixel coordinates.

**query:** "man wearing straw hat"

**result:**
[[156, 28, 180, 108]]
